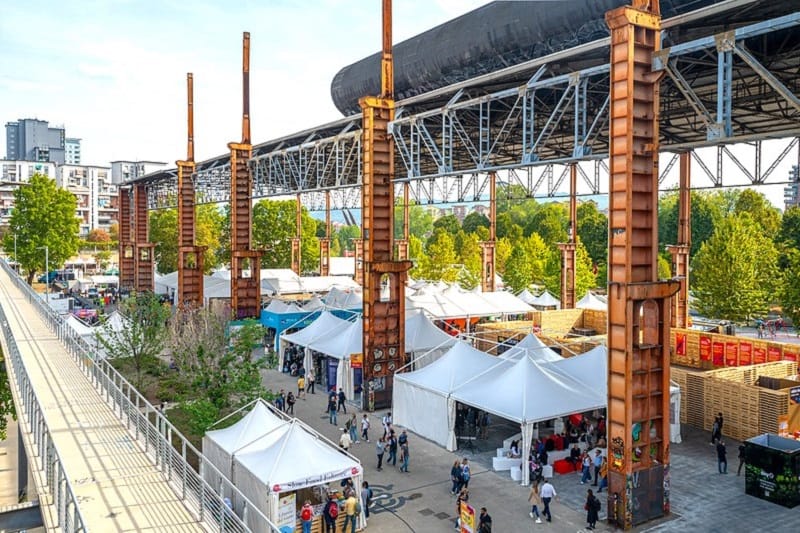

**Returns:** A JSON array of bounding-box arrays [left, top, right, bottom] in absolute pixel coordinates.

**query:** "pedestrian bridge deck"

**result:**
[[0, 265, 207, 532]]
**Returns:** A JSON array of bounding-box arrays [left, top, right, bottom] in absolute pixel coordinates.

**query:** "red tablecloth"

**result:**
[[553, 459, 575, 475]]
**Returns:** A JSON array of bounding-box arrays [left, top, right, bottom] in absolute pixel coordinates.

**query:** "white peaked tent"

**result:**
[[302, 296, 326, 311], [516, 289, 538, 305], [502, 333, 563, 362], [393, 341, 502, 451], [670, 381, 682, 444], [576, 291, 607, 311], [530, 290, 561, 309], [545, 345, 607, 388], [478, 291, 535, 314], [279, 311, 353, 371], [404, 311, 458, 367], [66, 315, 95, 336], [202, 399, 289, 497], [265, 299, 289, 313], [307, 320, 363, 401], [451, 354, 606, 486], [233, 419, 364, 532]]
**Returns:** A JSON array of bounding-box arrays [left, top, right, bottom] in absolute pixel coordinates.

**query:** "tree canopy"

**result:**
[[2, 173, 80, 283], [251, 199, 319, 272], [149, 204, 225, 274]]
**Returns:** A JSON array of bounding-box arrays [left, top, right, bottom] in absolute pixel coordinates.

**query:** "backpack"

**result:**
[[355, 500, 362, 514], [327, 501, 339, 519], [301, 506, 312, 521], [592, 497, 602, 512]]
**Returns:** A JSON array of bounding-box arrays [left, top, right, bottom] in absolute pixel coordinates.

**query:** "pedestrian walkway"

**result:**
[[0, 265, 208, 532]]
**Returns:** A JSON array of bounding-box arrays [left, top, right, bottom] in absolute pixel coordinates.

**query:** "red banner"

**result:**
[[675, 332, 686, 357], [739, 342, 752, 366], [725, 341, 739, 367], [712, 341, 725, 366], [768, 345, 782, 362], [753, 345, 767, 364], [700, 335, 712, 361], [783, 348, 799, 362]]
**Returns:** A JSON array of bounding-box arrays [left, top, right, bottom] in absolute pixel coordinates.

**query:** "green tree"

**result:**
[[496, 213, 522, 241], [525, 202, 568, 246], [334, 225, 361, 253], [462, 211, 490, 234], [418, 229, 458, 281], [251, 200, 320, 272], [0, 349, 16, 440], [2, 174, 80, 284], [658, 190, 718, 257], [778, 206, 800, 250], [780, 249, 800, 329], [408, 234, 425, 279], [733, 189, 781, 237], [149, 205, 225, 274], [502, 245, 534, 293], [457, 232, 482, 290], [96, 292, 171, 388], [394, 202, 434, 240], [577, 201, 608, 266], [544, 240, 596, 299], [432, 214, 461, 236], [495, 237, 513, 274], [149, 208, 179, 274], [691, 215, 779, 321]]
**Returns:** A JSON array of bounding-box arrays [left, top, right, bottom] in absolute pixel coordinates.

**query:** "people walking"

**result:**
[[361, 481, 373, 520], [580, 453, 592, 484], [346, 413, 359, 444], [361, 414, 371, 442], [592, 450, 602, 485], [339, 428, 352, 451], [738, 443, 746, 476], [478, 507, 492, 533], [342, 491, 358, 533], [382, 412, 392, 436], [376, 437, 386, 471], [297, 375, 305, 399], [307, 371, 316, 394], [450, 460, 462, 494], [528, 481, 543, 523], [328, 394, 338, 425], [338, 387, 347, 413], [286, 391, 296, 415], [455, 488, 469, 530], [300, 500, 314, 533], [399, 440, 410, 472], [598, 457, 608, 492], [717, 439, 728, 474], [540, 479, 557, 522], [461, 458, 472, 489], [585, 489, 600, 530], [387, 431, 398, 466]]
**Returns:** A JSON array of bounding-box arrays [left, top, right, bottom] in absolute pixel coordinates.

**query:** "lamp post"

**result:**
[[13, 233, 17, 264], [38, 245, 49, 305]]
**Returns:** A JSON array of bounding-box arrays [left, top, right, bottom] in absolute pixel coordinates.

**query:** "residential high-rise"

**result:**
[[785, 165, 800, 211], [57, 164, 118, 236], [65, 137, 81, 164], [110, 160, 167, 184], [5, 118, 66, 164], [0, 160, 57, 226]]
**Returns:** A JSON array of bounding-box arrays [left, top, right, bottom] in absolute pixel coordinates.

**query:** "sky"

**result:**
[[0, 0, 490, 166], [1, 1, 795, 209]]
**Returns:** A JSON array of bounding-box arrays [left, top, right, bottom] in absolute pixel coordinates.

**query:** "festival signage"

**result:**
[[699, 335, 712, 361], [271, 466, 361, 493], [675, 332, 686, 357], [712, 341, 725, 366], [725, 341, 739, 367], [277, 493, 296, 533], [350, 353, 363, 369], [739, 342, 752, 366], [754, 345, 767, 364], [783, 348, 798, 362], [768, 345, 782, 362], [460, 502, 476, 533]]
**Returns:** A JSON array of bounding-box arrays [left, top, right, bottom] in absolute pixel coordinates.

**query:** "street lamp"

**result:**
[[38, 246, 49, 305]]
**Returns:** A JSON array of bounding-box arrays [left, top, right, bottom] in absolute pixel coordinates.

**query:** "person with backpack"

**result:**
[[322, 495, 338, 533], [585, 488, 600, 530], [286, 391, 296, 415], [343, 491, 358, 533], [300, 500, 314, 533], [307, 371, 316, 394], [360, 481, 373, 520]]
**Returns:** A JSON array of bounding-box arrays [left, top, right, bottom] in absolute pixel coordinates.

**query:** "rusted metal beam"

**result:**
[[291, 193, 302, 275], [558, 164, 577, 308], [395, 181, 409, 260], [229, 32, 261, 319], [320, 190, 331, 275], [667, 151, 691, 328], [118, 187, 135, 291], [480, 171, 496, 292], [606, 1, 678, 529], [177, 72, 205, 308], [133, 183, 154, 292]]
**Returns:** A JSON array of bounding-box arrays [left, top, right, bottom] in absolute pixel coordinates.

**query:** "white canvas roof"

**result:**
[[531, 290, 561, 309], [545, 345, 607, 390], [576, 291, 607, 311], [309, 320, 362, 360], [394, 341, 499, 395], [265, 299, 289, 313], [66, 315, 95, 336], [516, 289, 537, 304], [204, 399, 288, 456], [233, 419, 361, 493], [302, 296, 326, 311], [406, 286, 533, 319], [154, 271, 179, 293], [405, 311, 458, 353], [204, 276, 230, 299], [329, 256, 355, 277], [478, 291, 535, 314], [281, 311, 352, 346], [502, 333, 563, 362]]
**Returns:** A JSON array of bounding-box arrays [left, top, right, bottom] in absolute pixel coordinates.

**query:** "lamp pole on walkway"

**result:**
[[38, 245, 49, 305]]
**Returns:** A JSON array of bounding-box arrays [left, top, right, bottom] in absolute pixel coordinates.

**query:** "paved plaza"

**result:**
[[261, 368, 800, 532]]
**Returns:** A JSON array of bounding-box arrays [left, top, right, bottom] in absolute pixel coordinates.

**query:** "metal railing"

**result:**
[[0, 301, 88, 532], [0, 260, 279, 533]]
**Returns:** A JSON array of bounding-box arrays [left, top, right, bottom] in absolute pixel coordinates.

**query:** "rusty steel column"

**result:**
[[558, 164, 578, 308], [360, 0, 412, 411], [319, 190, 331, 275], [606, 1, 678, 529], [177, 73, 205, 308], [354, 238, 364, 285], [395, 181, 409, 260], [291, 193, 302, 275], [667, 152, 691, 328], [133, 183, 154, 292], [480, 171, 497, 292], [118, 186, 135, 291], [229, 32, 261, 319]]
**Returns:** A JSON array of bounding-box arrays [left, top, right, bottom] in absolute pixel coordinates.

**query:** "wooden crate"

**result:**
[[539, 308, 584, 335], [703, 378, 760, 441], [582, 309, 608, 334], [684, 371, 706, 429], [759, 387, 790, 435]]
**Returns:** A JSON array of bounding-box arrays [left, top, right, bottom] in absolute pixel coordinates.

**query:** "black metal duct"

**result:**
[[330, 0, 721, 115]]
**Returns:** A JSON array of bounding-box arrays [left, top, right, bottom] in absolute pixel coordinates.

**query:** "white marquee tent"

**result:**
[[502, 333, 564, 363], [515, 289, 538, 305], [279, 311, 354, 372], [404, 311, 458, 367], [530, 290, 561, 310], [576, 291, 607, 311], [233, 419, 364, 532]]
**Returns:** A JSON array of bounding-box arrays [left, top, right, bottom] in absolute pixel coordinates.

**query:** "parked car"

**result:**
[[37, 271, 58, 283]]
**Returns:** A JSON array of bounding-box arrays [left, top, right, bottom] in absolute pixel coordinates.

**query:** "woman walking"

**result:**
[[585, 488, 600, 530], [528, 481, 543, 523], [450, 460, 462, 494], [375, 437, 386, 471], [461, 458, 471, 489]]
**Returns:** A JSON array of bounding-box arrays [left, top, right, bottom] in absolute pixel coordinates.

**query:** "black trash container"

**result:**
[[744, 433, 800, 508]]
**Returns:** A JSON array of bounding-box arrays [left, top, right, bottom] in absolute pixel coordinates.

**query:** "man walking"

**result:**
[[338, 387, 347, 413], [737, 443, 746, 476], [539, 479, 557, 522], [387, 431, 398, 466], [716, 439, 728, 474], [376, 437, 386, 471], [478, 507, 492, 533], [342, 491, 358, 533], [592, 450, 602, 485], [361, 414, 371, 442], [399, 439, 410, 472], [328, 394, 338, 425], [307, 370, 316, 394]]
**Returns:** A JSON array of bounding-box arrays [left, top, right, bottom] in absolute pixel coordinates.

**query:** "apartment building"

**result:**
[[5, 118, 67, 164], [0, 160, 57, 226], [57, 164, 118, 236], [110, 160, 167, 184]]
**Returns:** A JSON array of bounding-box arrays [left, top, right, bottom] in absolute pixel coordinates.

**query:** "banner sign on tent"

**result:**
[[675, 332, 686, 357], [271, 465, 361, 493], [277, 493, 296, 533], [350, 353, 363, 369], [784, 348, 798, 362], [699, 336, 711, 361], [789, 386, 800, 405], [725, 341, 738, 367], [739, 342, 752, 366], [768, 345, 782, 362], [754, 345, 767, 364], [712, 341, 724, 366], [460, 502, 475, 533]]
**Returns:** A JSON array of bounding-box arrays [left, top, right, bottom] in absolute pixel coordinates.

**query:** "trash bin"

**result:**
[[744, 433, 800, 508]]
